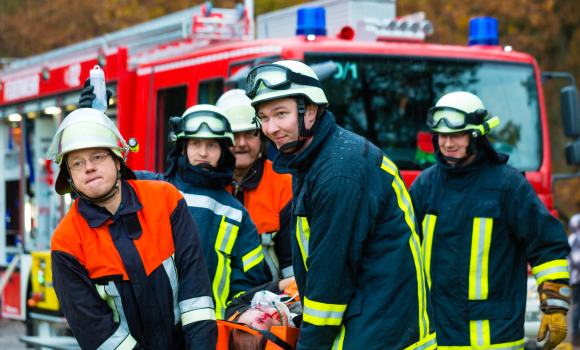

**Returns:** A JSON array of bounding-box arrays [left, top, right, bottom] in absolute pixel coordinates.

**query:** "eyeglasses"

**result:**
[[68, 153, 111, 171], [245, 64, 322, 99]]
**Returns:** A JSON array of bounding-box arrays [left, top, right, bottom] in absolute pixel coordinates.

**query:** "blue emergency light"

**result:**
[[296, 7, 327, 36], [468, 17, 498, 46]]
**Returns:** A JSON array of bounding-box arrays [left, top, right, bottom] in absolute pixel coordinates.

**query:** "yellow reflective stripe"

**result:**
[[181, 308, 217, 326], [296, 216, 310, 271], [116, 334, 138, 350], [438, 338, 524, 350], [404, 332, 437, 350], [303, 297, 346, 326], [332, 325, 346, 350], [532, 259, 570, 285], [213, 216, 238, 320], [242, 246, 264, 272], [468, 217, 493, 347], [382, 156, 429, 340], [422, 214, 437, 291]]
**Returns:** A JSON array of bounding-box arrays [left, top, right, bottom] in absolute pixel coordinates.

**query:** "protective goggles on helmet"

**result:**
[[426, 106, 488, 130], [245, 64, 323, 99], [170, 111, 232, 135]]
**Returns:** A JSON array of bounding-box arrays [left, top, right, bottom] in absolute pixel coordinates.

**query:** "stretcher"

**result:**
[[217, 320, 299, 350]]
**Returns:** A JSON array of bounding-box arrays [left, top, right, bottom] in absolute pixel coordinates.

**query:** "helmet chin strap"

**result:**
[[66, 156, 121, 203], [441, 135, 479, 165], [277, 96, 321, 154]]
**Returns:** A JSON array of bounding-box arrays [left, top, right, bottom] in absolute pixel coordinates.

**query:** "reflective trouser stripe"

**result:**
[[281, 266, 294, 278], [296, 216, 310, 271], [438, 338, 524, 350], [532, 260, 570, 285], [422, 214, 437, 291], [242, 245, 264, 273], [213, 216, 239, 320], [332, 325, 346, 350], [96, 282, 137, 350], [303, 297, 346, 326], [469, 217, 493, 347], [382, 156, 429, 340], [404, 332, 438, 350], [162, 254, 180, 325]]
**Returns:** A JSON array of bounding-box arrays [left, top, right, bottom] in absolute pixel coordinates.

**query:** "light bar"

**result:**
[[469, 17, 498, 46]]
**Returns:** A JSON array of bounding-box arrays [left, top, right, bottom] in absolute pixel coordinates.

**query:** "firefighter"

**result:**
[[245, 60, 437, 350], [410, 91, 571, 350], [216, 89, 294, 282], [135, 104, 268, 320], [48, 108, 217, 350]]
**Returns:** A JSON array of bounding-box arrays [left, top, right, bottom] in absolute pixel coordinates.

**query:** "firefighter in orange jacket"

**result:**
[[47, 108, 217, 350], [217, 89, 294, 282]]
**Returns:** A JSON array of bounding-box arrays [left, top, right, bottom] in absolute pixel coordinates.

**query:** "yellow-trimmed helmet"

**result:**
[[168, 104, 234, 146], [216, 89, 255, 132], [46, 108, 137, 196], [245, 60, 328, 107], [427, 92, 499, 137]]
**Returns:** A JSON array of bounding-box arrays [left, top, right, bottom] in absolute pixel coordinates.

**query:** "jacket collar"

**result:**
[[272, 110, 337, 175], [436, 148, 488, 177], [177, 154, 234, 189], [232, 158, 264, 190], [78, 179, 144, 228]]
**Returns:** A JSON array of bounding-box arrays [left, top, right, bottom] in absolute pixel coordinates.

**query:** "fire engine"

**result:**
[[0, 0, 578, 346]]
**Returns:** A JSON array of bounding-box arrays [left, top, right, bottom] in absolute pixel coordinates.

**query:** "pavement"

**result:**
[[0, 318, 26, 350]]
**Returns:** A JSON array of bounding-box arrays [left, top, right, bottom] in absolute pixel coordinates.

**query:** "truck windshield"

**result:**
[[304, 53, 542, 171]]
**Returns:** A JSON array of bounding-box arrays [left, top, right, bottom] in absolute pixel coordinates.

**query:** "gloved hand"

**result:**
[[536, 281, 571, 350], [78, 78, 113, 109], [537, 312, 567, 350]]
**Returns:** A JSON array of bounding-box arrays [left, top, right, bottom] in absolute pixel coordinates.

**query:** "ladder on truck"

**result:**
[[0, 1, 250, 75]]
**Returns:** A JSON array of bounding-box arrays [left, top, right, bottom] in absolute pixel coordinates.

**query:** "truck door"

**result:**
[[156, 86, 187, 174]]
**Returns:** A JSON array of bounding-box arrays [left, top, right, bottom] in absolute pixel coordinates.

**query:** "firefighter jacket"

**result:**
[[271, 110, 437, 350], [51, 179, 218, 350], [136, 155, 268, 320], [410, 147, 571, 349], [226, 158, 294, 281]]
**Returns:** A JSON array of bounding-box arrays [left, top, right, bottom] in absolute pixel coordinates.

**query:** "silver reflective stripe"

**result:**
[[97, 282, 131, 350], [303, 306, 345, 320], [547, 299, 570, 309], [534, 266, 569, 280], [382, 158, 397, 174], [391, 172, 417, 225], [474, 219, 488, 301], [243, 249, 264, 271], [281, 266, 294, 278], [220, 223, 235, 252], [410, 233, 427, 338], [179, 296, 214, 313], [298, 218, 309, 258], [332, 325, 345, 350], [162, 255, 180, 325], [181, 193, 242, 222], [415, 337, 437, 350], [261, 233, 279, 281]]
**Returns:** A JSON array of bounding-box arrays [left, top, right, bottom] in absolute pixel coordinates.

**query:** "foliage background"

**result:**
[[1, 0, 579, 219]]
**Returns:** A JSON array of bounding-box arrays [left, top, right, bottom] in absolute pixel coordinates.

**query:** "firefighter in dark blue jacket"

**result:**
[[410, 91, 571, 350], [245, 60, 437, 350], [48, 108, 217, 350], [135, 104, 268, 320]]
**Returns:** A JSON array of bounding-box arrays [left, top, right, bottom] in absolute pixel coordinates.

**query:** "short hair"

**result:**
[[229, 328, 268, 350]]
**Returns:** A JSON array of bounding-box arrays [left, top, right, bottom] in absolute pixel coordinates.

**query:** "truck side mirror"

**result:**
[[566, 140, 580, 166], [561, 85, 580, 138]]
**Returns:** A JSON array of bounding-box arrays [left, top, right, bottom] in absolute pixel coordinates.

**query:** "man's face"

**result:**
[[67, 148, 119, 198], [184, 138, 221, 169], [437, 131, 471, 163], [232, 130, 261, 170], [237, 307, 289, 331], [258, 98, 299, 152]]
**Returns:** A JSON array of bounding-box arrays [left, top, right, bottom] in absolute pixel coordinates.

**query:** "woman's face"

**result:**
[[237, 307, 289, 331]]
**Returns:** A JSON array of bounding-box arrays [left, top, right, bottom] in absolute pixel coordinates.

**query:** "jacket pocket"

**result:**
[[465, 300, 512, 320], [344, 293, 363, 321], [468, 199, 501, 218]]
